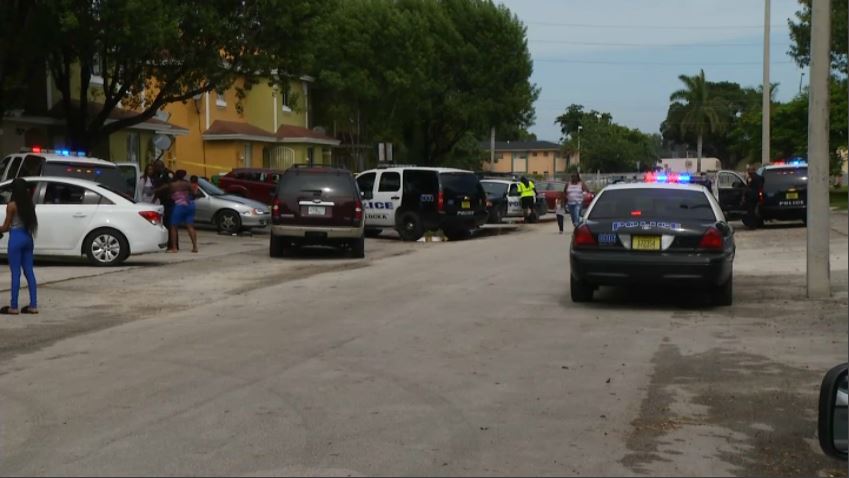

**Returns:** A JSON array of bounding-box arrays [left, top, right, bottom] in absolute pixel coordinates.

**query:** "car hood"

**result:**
[[214, 194, 268, 210]]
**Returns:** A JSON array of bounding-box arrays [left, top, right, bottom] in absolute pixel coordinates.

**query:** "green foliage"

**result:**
[[666, 70, 729, 169], [788, 0, 848, 72], [555, 104, 657, 173], [30, 0, 329, 150], [311, 0, 538, 166]]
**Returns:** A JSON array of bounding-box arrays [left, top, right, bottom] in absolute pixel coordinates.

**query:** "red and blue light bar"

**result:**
[[644, 172, 691, 183], [20, 146, 87, 157]]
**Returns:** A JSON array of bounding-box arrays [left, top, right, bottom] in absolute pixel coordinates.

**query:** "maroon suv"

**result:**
[[218, 168, 285, 204], [270, 166, 365, 258]]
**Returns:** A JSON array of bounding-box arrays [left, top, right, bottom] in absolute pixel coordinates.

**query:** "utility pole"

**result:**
[[577, 125, 583, 173], [490, 127, 495, 171], [807, 0, 831, 299], [761, 0, 771, 165]]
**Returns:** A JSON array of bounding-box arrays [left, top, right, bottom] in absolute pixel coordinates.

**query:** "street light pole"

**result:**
[[807, 0, 831, 298], [577, 125, 582, 173], [761, 0, 771, 166]]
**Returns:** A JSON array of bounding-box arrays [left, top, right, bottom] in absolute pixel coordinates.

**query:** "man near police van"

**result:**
[[517, 176, 536, 223]]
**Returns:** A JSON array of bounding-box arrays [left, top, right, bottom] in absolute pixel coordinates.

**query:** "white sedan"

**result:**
[[0, 176, 168, 266]]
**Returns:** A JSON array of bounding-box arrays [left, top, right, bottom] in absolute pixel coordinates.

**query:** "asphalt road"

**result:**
[[0, 216, 845, 476]]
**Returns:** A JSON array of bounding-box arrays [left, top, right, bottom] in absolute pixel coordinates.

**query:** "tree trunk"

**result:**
[[696, 133, 703, 173]]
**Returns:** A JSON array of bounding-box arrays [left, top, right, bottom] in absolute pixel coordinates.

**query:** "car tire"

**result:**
[[713, 275, 733, 306], [215, 209, 242, 234], [364, 228, 382, 238], [269, 235, 284, 258], [397, 211, 424, 241], [350, 235, 365, 258], [443, 227, 471, 241], [83, 228, 129, 267], [570, 276, 594, 303]]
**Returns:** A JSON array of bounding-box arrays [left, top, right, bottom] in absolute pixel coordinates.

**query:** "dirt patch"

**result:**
[[622, 344, 845, 477]]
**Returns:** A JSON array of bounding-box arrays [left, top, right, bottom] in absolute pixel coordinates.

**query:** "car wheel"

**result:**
[[269, 235, 284, 258], [443, 227, 471, 241], [397, 211, 424, 241], [83, 228, 129, 267], [364, 228, 382, 238], [713, 275, 733, 306], [350, 235, 365, 258], [216, 209, 242, 234], [570, 276, 594, 303]]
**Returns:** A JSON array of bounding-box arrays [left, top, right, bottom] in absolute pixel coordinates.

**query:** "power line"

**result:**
[[525, 21, 787, 30], [534, 58, 796, 66], [529, 39, 791, 48]]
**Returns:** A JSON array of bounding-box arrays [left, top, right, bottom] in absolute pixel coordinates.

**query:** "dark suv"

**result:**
[[270, 166, 364, 258], [219, 168, 285, 204], [755, 163, 808, 225]]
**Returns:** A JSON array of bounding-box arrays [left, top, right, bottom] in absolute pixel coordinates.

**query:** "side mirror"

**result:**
[[819, 363, 848, 460]]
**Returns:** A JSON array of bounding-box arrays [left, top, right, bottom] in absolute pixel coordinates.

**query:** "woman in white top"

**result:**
[[138, 164, 157, 203], [564, 172, 589, 227]]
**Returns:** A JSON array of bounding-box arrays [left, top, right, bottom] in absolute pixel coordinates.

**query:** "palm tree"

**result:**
[[669, 69, 727, 172]]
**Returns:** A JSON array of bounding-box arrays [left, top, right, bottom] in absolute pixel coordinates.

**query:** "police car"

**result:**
[[479, 178, 547, 221], [570, 173, 736, 305], [355, 166, 488, 241], [753, 160, 808, 226]]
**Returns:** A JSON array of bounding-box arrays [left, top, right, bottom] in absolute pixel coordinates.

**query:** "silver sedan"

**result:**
[[194, 178, 270, 234]]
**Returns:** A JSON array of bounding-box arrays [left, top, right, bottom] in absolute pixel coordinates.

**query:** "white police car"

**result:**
[[480, 178, 548, 221], [355, 166, 488, 241]]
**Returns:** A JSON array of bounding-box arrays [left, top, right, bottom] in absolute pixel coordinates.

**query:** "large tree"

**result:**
[[556, 104, 658, 173], [32, 0, 328, 151], [0, 1, 39, 118], [311, 0, 538, 166], [788, 0, 848, 71], [668, 69, 728, 172]]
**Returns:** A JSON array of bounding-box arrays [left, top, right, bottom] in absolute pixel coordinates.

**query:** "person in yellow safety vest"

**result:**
[[517, 176, 536, 221]]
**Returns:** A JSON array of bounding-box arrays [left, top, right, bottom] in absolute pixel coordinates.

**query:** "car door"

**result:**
[[506, 183, 522, 216], [370, 171, 403, 227], [356, 172, 378, 226], [116, 163, 140, 201], [192, 187, 214, 224], [716, 170, 747, 217], [36, 181, 99, 252]]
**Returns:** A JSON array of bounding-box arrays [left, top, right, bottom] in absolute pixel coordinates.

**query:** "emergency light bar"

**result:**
[[644, 172, 691, 184], [19, 146, 87, 157], [772, 160, 807, 166]]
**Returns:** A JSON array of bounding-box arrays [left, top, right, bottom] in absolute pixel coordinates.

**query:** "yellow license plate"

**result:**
[[632, 235, 661, 251], [786, 192, 799, 200], [462, 201, 471, 209]]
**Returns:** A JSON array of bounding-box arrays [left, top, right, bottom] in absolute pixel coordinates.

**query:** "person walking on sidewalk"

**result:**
[[167, 170, 198, 253], [0, 178, 38, 315], [565, 172, 589, 227]]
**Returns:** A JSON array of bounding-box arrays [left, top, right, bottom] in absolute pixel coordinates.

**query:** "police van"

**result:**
[[355, 166, 488, 241]]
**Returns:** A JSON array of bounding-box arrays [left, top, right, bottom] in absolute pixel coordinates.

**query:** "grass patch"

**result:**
[[830, 187, 848, 210]]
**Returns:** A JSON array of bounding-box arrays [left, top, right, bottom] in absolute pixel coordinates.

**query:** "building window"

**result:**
[[126, 132, 140, 163], [216, 89, 227, 108], [282, 91, 292, 113], [90, 53, 104, 86], [532, 152, 538, 157]]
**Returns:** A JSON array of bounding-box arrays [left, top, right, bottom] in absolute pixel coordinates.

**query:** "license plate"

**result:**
[[461, 201, 471, 209], [307, 206, 326, 216], [632, 235, 661, 251], [786, 192, 799, 200]]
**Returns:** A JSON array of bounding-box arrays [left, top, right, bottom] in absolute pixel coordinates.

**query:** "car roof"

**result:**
[[11, 153, 116, 167], [361, 166, 471, 174], [231, 167, 285, 173], [2, 176, 111, 188], [601, 182, 709, 192], [480, 179, 514, 185], [762, 164, 807, 171], [284, 166, 352, 175]]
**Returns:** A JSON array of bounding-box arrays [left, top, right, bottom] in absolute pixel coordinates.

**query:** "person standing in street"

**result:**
[[565, 172, 589, 227], [167, 170, 198, 253], [555, 195, 566, 233], [153, 161, 178, 250], [0, 179, 38, 315], [138, 164, 157, 203], [744, 164, 764, 227], [517, 176, 536, 222]]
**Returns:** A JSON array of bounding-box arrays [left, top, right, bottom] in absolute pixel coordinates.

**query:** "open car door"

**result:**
[[715, 170, 747, 219], [116, 162, 140, 201]]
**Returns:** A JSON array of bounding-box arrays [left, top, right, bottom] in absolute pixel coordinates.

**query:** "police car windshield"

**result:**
[[440, 172, 480, 196], [763, 167, 807, 194], [43, 162, 127, 195], [481, 181, 508, 197], [589, 188, 716, 222]]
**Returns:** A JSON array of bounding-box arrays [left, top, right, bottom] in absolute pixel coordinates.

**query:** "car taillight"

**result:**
[[437, 191, 444, 211], [138, 211, 161, 225], [271, 197, 281, 221], [354, 199, 363, 222], [698, 227, 724, 250], [573, 224, 597, 247]]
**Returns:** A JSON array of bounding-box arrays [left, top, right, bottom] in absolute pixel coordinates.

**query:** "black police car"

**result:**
[[752, 161, 808, 226], [570, 175, 736, 305]]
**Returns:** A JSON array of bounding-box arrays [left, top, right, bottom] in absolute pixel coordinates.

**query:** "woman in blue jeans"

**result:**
[[564, 172, 589, 227], [0, 178, 38, 315]]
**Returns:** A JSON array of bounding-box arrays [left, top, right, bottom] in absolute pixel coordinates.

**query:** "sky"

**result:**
[[496, 0, 806, 142]]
